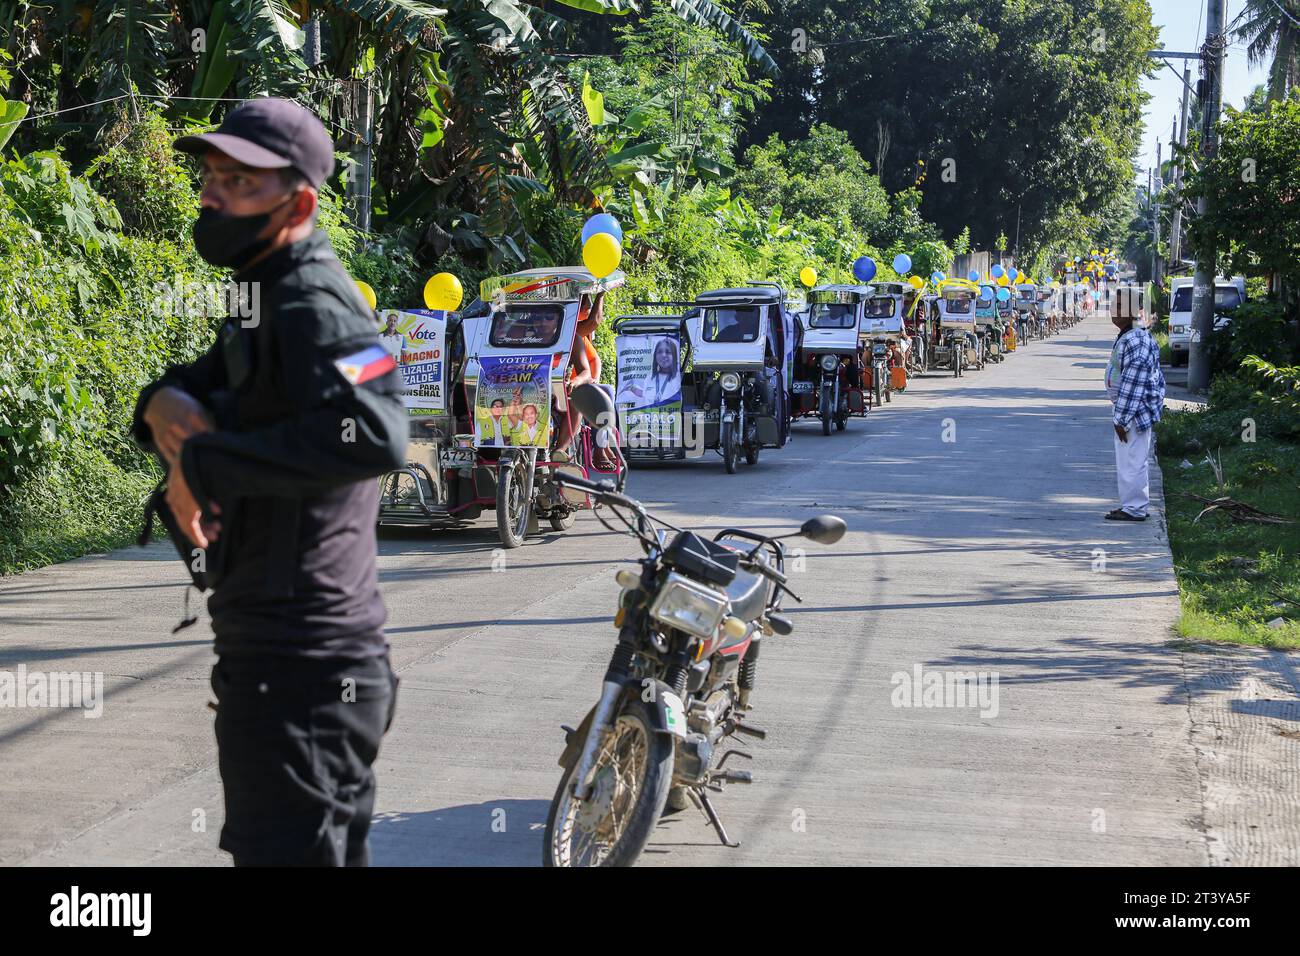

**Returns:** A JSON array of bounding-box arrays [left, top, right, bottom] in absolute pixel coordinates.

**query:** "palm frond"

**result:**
[[665, 0, 777, 76]]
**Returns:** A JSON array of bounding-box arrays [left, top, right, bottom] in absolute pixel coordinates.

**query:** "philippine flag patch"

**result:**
[[333, 344, 397, 386]]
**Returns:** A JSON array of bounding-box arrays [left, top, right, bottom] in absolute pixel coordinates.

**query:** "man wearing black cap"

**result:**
[[131, 98, 408, 866]]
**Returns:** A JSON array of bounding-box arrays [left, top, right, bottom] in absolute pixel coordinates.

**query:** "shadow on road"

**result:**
[[371, 799, 549, 866]]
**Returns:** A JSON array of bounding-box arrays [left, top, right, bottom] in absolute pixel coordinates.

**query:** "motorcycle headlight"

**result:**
[[820, 354, 838, 372], [649, 572, 728, 639], [720, 372, 741, 392]]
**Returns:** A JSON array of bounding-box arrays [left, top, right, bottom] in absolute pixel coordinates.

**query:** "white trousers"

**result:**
[[1114, 426, 1153, 517]]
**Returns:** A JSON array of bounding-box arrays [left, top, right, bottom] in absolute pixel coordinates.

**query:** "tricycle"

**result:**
[[377, 266, 627, 548], [793, 284, 871, 435]]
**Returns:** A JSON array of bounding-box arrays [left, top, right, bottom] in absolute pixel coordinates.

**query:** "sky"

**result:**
[[1139, 0, 1271, 181]]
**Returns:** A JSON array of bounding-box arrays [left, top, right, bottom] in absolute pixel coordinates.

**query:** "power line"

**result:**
[[9, 93, 131, 125]]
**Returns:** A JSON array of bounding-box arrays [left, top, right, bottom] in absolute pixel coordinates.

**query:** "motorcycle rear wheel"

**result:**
[[543, 699, 674, 867]]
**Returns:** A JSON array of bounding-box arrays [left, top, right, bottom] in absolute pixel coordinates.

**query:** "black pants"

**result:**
[[210, 654, 398, 866]]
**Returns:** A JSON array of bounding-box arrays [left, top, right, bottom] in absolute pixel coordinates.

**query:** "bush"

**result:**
[[0, 127, 427, 574], [87, 110, 198, 242]]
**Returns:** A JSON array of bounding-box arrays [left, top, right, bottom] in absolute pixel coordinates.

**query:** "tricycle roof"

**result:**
[[807, 284, 874, 304], [614, 314, 684, 335], [695, 286, 785, 307], [480, 267, 626, 304]]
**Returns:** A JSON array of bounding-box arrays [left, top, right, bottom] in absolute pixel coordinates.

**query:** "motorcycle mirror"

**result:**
[[800, 515, 846, 545], [570, 383, 615, 428]]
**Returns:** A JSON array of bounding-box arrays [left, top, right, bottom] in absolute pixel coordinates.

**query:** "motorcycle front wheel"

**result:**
[[495, 456, 531, 549], [820, 384, 832, 436], [721, 419, 740, 474], [543, 698, 674, 867]]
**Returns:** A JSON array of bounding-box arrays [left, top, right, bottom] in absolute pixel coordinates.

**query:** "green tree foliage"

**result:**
[[1233, 0, 1300, 102], [1182, 95, 1300, 286], [733, 124, 889, 240], [743, 0, 1156, 256]]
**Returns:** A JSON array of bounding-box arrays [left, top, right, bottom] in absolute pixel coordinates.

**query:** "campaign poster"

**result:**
[[615, 333, 682, 449], [474, 354, 551, 449], [377, 309, 446, 414]]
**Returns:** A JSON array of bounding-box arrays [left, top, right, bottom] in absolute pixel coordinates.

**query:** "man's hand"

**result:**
[[1114, 423, 1128, 443], [165, 466, 220, 549], [144, 387, 214, 469]]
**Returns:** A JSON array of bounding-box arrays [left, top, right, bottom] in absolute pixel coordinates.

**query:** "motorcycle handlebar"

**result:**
[[554, 472, 639, 511]]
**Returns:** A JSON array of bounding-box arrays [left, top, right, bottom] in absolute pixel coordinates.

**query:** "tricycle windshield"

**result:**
[[865, 297, 897, 317], [944, 297, 973, 314], [1017, 289, 1035, 301], [703, 306, 761, 343], [807, 302, 856, 329], [490, 303, 565, 348]]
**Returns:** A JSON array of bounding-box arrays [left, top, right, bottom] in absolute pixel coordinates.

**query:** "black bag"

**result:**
[[139, 474, 210, 592]]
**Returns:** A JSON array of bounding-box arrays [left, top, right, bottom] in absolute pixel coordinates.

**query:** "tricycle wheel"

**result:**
[[745, 443, 760, 466], [548, 509, 576, 532], [496, 456, 531, 549], [720, 419, 740, 474]]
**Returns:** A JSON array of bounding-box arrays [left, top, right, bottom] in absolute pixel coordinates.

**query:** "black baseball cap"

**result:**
[[174, 98, 334, 188]]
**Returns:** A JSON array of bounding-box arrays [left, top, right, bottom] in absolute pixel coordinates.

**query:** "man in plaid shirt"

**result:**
[[1104, 295, 1165, 521]]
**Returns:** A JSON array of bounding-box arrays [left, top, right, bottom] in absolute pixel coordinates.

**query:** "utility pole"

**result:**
[[1168, 66, 1191, 267], [1188, 0, 1227, 393], [1152, 142, 1162, 289], [346, 74, 374, 238], [1014, 202, 1022, 265]]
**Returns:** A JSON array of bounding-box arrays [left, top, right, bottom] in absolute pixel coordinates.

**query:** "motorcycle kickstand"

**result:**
[[689, 788, 740, 848]]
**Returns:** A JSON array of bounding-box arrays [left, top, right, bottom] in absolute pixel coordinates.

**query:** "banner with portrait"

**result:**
[[377, 309, 447, 414], [615, 333, 683, 449], [474, 354, 551, 449]]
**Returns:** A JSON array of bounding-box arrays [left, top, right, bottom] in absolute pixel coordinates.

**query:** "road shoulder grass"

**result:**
[[1156, 394, 1300, 650]]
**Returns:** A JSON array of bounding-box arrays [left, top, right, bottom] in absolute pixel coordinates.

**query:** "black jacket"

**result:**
[[132, 231, 407, 659]]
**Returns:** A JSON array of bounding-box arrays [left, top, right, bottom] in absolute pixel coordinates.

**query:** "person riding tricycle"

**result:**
[[377, 267, 626, 548], [793, 284, 871, 434]]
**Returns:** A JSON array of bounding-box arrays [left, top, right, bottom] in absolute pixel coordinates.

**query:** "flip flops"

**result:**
[[1104, 508, 1147, 522]]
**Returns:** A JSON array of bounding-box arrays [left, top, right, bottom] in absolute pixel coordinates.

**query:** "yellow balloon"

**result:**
[[997, 274, 1009, 286], [908, 275, 924, 289], [424, 272, 463, 312], [800, 266, 818, 288], [583, 232, 622, 279], [355, 280, 377, 311]]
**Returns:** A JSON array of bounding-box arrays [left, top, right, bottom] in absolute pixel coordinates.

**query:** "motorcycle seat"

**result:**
[[726, 568, 769, 623]]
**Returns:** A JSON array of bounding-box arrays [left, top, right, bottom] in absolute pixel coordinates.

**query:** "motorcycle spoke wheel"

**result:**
[[545, 705, 672, 868]]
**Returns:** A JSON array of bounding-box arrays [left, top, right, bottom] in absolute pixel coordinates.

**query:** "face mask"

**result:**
[[192, 195, 295, 270]]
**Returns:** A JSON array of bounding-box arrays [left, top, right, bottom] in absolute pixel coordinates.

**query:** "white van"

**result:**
[[1167, 275, 1246, 366]]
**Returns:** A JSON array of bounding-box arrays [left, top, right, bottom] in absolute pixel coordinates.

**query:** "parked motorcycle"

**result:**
[[543, 385, 846, 867]]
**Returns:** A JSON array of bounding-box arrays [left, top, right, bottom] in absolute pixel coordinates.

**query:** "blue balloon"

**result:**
[[892, 254, 912, 274], [967, 270, 979, 282], [1008, 267, 1019, 282], [853, 256, 877, 283], [991, 264, 1005, 279], [997, 288, 1011, 302], [931, 271, 944, 284], [979, 285, 994, 301], [582, 213, 623, 246]]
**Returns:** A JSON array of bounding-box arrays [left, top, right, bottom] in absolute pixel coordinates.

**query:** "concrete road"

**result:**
[[1, 314, 1211, 866]]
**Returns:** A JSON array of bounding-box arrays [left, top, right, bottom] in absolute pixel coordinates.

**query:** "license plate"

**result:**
[[440, 448, 476, 467], [791, 381, 814, 394]]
